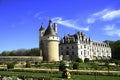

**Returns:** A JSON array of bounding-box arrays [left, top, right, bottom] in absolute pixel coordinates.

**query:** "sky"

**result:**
[[0, 0, 120, 53]]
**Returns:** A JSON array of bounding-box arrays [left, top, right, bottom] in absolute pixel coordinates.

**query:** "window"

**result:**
[[61, 47, 63, 50], [106, 51, 108, 53], [88, 52, 89, 55], [72, 51, 74, 55], [81, 46, 82, 49], [66, 46, 69, 49], [84, 45, 86, 48], [84, 50, 86, 55], [61, 52, 63, 55], [72, 46, 74, 49], [66, 51, 69, 55], [88, 46, 89, 49], [81, 51, 82, 55]]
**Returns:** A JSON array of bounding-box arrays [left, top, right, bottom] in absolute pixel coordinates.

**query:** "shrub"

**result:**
[[84, 58, 89, 63], [25, 61, 31, 68], [114, 60, 120, 66], [73, 62, 79, 69], [76, 58, 83, 63], [59, 61, 66, 71], [7, 62, 15, 69]]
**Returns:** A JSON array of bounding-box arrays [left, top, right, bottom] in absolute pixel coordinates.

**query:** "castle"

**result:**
[[39, 20, 111, 62]]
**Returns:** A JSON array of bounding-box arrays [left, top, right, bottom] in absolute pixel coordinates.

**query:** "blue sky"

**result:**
[[0, 0, 120, 53]]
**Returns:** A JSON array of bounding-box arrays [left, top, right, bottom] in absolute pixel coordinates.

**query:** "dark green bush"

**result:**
[[84, 58, 89, 63], [7, 62, 15, 69], [76, 58, 83, 63], [59, 61, 66, 71], [73, 62, 79, 69]]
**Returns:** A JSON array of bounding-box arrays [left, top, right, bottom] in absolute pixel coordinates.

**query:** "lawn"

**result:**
[[0, 71, 119, 80]]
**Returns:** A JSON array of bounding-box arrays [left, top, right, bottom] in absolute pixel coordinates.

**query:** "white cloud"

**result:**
[[87, 18, 95, 24], [34, 11, 47, 20], [103, 24, 120, 37], [87, 9, 120, 24], [52, 17, 89, 31], [102, 10, 120, 20]]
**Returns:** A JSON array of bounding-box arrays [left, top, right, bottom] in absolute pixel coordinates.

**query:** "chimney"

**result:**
[[53, 23, 57, 34]]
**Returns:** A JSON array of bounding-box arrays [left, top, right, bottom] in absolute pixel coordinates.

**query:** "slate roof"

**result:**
[[44, 20, 57, 36]]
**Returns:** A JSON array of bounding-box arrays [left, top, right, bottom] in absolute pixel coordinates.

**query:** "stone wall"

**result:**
[[0, 56, 43, 62]]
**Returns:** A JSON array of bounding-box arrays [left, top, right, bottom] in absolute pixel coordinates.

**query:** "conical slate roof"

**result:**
[[39, 24, 45, 31], [44, 20, 57, 36]]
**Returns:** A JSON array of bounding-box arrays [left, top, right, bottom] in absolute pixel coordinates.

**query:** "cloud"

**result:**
[[103, 24, 114, 30], [52, 17, 89, 31], [102, 10, 120, 20], [103, 24, 120, 37], [87, 9, 120, 24], [34, 11, 47, 20]]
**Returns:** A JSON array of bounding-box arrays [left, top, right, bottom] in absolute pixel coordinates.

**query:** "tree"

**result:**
[[73, 62, 79, 69], [105, 40, 120, 60], [59, 61, 66, 71], [30, 48, 40, 56], [114, 60, 120, 66], [84, 58, 89, 63], [1, 51, 10, 56], [76, 58, 83, 63]]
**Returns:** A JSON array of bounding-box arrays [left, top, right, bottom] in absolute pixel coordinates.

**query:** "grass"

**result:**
[[0, 71, 119, 80], [71, 75, 120, 80]]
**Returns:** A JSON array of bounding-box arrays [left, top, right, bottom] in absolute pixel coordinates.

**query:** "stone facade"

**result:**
[[59, 32, 111, 61]]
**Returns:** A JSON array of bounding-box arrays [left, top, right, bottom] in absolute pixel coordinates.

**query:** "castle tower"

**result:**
[[39, 20, 59, 62]]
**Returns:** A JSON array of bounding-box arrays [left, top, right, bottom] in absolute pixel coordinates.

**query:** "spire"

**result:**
[[39, 23, 45, 31]]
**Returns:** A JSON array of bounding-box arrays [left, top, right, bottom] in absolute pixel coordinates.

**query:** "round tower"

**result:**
[[42, 20, 59, 62]]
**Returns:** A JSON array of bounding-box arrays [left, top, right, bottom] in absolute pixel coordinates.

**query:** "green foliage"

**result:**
[[25, 61, 31, 68], [0, 48, 40, 56], [105, 40, 120, 60], [59, 61, 66, 71], [84, 58, 89, 63], [7, 62, 15, 69], [73, 62, 79, 69], [76, 58, 83, 63], [0, 70, 119, 80], [114, 60, 120, 66]]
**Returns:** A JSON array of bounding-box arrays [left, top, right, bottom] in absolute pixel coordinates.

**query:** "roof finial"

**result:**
[[49, 19, 52, 25]]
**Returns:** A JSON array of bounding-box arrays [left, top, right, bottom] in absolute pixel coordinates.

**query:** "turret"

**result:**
[[39, 24, 45, 38], [40, 20, 59, 62], [39, 24, 45, 56]]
